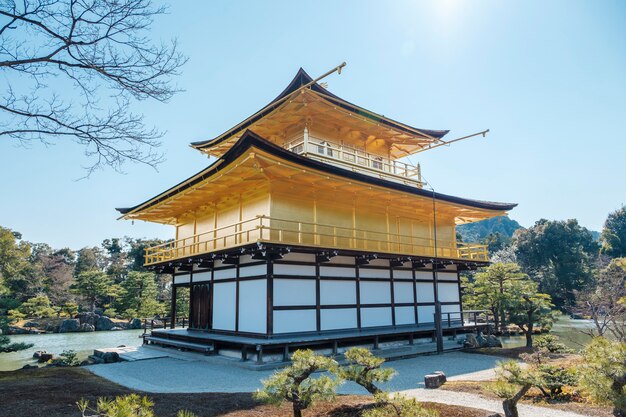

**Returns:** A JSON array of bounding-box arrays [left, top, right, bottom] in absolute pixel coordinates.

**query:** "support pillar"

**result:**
[[170, 278, 177, 330]]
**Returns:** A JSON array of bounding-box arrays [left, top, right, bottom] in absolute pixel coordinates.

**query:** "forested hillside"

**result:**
[[457, 216, 522, 242]]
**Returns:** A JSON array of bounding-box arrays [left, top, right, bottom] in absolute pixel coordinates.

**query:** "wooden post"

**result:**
[[170, 283, 177, 330]]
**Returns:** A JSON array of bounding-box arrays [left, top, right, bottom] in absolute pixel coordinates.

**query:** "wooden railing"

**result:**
[[144, 215, 488, 266], [283, 135, 423, 187]]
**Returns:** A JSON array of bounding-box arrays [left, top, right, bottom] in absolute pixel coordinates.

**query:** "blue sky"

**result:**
[[1, 0, 625, 249]]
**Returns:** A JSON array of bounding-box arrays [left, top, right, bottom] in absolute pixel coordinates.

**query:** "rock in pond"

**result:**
[[79, 323, 95, 332], [58, 319, 81, 333], [128, 318, 142, 329], [95, 316, 116, 331]]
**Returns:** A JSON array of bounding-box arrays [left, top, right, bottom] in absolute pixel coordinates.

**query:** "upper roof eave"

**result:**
[[119, 130, 517, 219], [189, 68, 449, 151]]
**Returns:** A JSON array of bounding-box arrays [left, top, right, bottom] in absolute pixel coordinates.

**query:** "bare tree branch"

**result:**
[[0, 0, 187, 174]]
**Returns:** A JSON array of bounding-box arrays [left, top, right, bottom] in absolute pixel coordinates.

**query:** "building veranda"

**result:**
[[116, 67, 516, 362]]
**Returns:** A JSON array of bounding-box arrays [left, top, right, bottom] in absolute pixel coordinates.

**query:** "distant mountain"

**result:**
[[457, 216, 522, 243]]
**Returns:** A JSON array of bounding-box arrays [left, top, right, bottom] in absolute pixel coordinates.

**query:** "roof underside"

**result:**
[[190, 68, 450, 158], [118, 130, 516, 224]]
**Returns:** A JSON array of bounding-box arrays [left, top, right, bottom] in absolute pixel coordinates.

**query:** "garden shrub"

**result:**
[[255, 349, 341, 417]]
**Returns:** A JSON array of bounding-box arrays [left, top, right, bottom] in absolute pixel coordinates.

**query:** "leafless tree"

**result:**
[[574, 260, 626, 342], [0, 0, 186, 174]]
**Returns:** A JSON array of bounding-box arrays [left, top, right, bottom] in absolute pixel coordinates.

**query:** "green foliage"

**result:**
[[71, 270, 118, 312], [7, 308, 26, 321], [255, 349, 341, 417], [483, 231, 510, 253], [363, 393, 438, 417], [125, 238, 168, 272], [117, 271, 162, 319], [601, 206, 626, 258], [176, 411, 198, 417], [579, 337, 626, 414], [532, 363, 577, 398], [18, 295, 58, 318], [59, 349, 80, 366], [534, 334, 572, 353], [506, 279, 556, 347], [74, 247, 106, 277], [491, 360, 533, 417], [515, 219, 598, 307], [336, 347, 395, 394], [78, 394, 154, 417], [457, 216, 522, 243], [61, 302, 79, 317], [463, 262, 527, 333], [0, 226, 42, 300], [0, 334, 33, 353]]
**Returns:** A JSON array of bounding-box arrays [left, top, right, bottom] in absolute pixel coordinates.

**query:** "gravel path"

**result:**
[[401, 388, 593, 417], [88, 349, 594, 416], [88, 350, 505, 394]]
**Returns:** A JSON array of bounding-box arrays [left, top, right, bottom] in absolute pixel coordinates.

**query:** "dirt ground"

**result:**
[[0, 367, 492, 417], [441, 380, 612, 417]]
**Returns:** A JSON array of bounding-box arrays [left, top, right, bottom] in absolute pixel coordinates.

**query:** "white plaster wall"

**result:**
[[416, 282, 435, 303], [173, 274, 190, 285], [274, 279, 316, 306], [359, 268, 390, 279], [438, 272, 459, 282], [274, 310, 316, 333], [360, 281, 391, 304], [393, 282, 414, 303], [212, 282, 236, 330], [193, 271, 211, 283], [393, 270, 412, 279], [368, 259, 389, 267], [415, 271, 433, 281], [281, 253, 316, 263], [360, 307, 392, 327], [321, 308, 357, 330], [441, 304, 462, 321], [326, 256, 354, 265], [320, 280, 356, 305], [239, 263, 267, 277], [395, 306, 416, 325], [214, 267, 236, 280], [437, 283, 460, 303], [418, 305, 436, 324], [320, 266, 356, 278], [239, 254, 255, 264], [238, 279, 266, 333], [274, 264, 315, 276]]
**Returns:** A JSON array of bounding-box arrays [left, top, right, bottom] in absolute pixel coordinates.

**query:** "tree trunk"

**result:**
[[502, 399, 520, 417], [292, 403, 302, 417], [612, 380, 626, 417], [502, 384, 531, 417], [525, 311, 534, 348]]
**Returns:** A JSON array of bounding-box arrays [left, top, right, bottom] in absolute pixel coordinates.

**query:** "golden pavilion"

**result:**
[[117, 65, 516, 361]]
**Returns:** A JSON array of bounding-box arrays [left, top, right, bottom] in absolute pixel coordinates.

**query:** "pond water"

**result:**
[[0, 329, 144, 371], [500, 315, 595, 351]]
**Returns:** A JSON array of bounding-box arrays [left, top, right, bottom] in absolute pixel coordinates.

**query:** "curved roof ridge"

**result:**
[[190, 68, 449, 150]]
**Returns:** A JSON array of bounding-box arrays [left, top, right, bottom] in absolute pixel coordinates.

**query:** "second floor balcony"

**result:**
[[283, 133, 424, 187], [144, 215, 488, 266]]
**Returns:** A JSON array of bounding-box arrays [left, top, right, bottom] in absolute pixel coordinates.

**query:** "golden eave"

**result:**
[[120, 146, 508, 225]]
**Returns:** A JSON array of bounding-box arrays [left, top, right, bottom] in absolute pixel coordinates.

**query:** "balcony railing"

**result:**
[[283, 134, 423, 187], [144, 215, 488, 266]]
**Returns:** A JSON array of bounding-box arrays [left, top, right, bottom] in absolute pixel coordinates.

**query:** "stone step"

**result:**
[[145, 336, 214, 354]]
